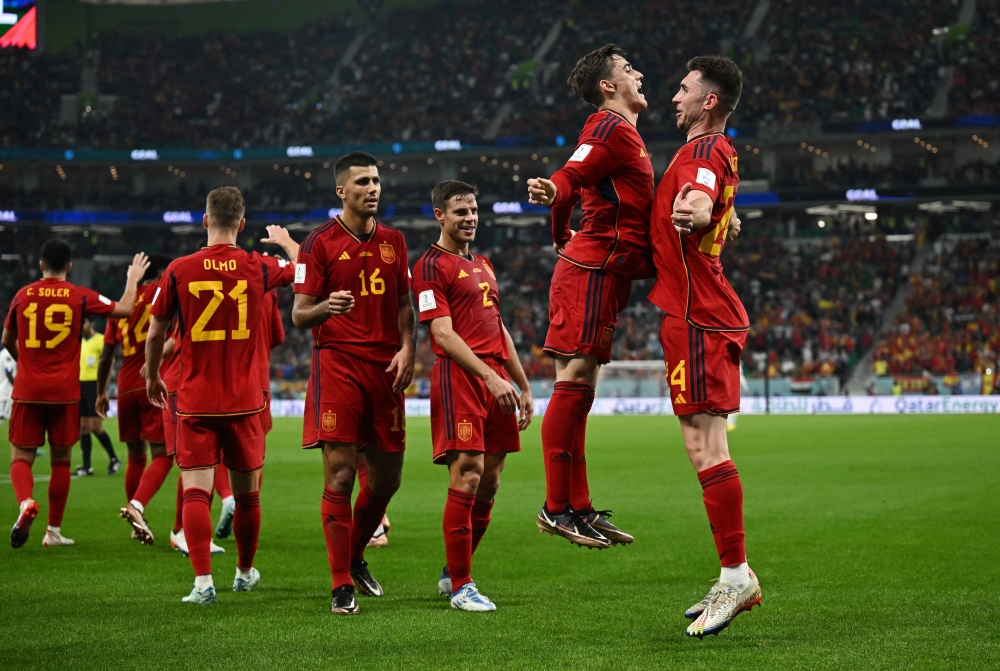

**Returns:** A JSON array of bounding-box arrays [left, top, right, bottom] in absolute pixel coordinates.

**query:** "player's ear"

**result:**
[[66, 261, 72, 275], [704, 92, 718, 112], [433, 207, 445, 225], [335, 184, 345, 200], [203, 213, 210, 230], [237, 218, 246, 233]]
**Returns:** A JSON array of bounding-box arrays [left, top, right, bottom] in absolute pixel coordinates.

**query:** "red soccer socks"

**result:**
[[321, 487, 353, 590], [47, 460, 71, 527], [541, 381, 592, 512], [214, 463, 233, 500], [125, 454, 147, 501], [10, 458, 33, 504], [697, 460, 746, 566], [233, 491, 261, 571], [132, 454, 173, 507], [356, 459, 369, 492], [173, 477, 184, 534], [443, 488, 475, 593], [570, 386, 596, 512], [181, 488, 213, 576], [351, 483, 391, 562], [470, 498, 494, 555]]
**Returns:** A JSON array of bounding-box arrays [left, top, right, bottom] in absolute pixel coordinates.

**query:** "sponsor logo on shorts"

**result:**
[[380, 244, 395, 264], [599, 325, 614, 349], [322, 411, 337, 432], [457, 420, 473, 442]]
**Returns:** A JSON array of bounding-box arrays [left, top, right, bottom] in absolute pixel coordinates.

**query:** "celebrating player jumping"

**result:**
[[412, 181, 534, 612], [648, 56, 760, 638], [527, 44, 652, 549], [291, 151, 415, 615]]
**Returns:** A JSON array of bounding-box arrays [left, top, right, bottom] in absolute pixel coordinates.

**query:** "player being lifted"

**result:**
[[145, 188, 299, 603], [527, 45, 653, 548], [292, 152, 415, 615], [4, 240, 148, 548], [648, 56, 760, 638], [412, 181, 533, 612], [101, 254, 175, 545]]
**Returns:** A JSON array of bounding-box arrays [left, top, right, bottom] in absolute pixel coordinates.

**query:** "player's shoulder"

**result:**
[[300, 217, 343, 255], [375, 220, 407, 244], [414, 244, 452, 280], [687, 132, 734, 163]]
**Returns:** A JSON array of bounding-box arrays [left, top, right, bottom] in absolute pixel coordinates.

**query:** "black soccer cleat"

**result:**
[[331, 585, 360, 615], [74, 465, 94, 477], [536, 505, 610, 549], [350, 559, 384, 597], [107, 458, 121, 476], [579, 509, 634, 545]]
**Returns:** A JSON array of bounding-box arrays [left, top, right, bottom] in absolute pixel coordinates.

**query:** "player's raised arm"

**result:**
[[386, 291, 416, 395], [261, 225, 300, 263], [110, 253, 151, 318]]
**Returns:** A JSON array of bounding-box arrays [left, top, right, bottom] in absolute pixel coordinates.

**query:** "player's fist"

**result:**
[[527, 177, 557, 207], [553, 229, 577, 254], [726, 212, 742, 241], [485, 372, 519, 416], [327, 290, 355, 315], [517, 388, 534, 431], [672, 183, 696, 235], [126, 252, 151, 284]]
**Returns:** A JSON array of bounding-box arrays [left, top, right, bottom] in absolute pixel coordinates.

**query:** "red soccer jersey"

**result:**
[[161, 319, 181, 394], [104, 282, 159, 396], [549, 109, 655, 279], [3, 278, 116, 403], [412, 244, 508, 360], [256, 289, 285, 391], [149, 244, 295, 416], [648, 132, 749, 331], [293, 217, 411, 364]]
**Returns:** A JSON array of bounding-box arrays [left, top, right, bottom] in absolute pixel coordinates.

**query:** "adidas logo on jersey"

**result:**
[[339, 251, 351, 260], [458, 270, 469, 278], [640, 149, 647, 158]]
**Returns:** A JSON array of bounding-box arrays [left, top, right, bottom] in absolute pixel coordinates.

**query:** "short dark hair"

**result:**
[[206, 186, 245, 229], [144, 253, 173, 282], [568, 44, 626, 108], [431, 181, 479, 212], [40, 239, 72, 273], [334, 151, 378, 184], [686, 55, 743, 114]]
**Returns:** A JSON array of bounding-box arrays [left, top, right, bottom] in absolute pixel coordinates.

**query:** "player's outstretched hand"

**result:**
[[527, 177, 557, 207], [261, 225, 292, 248], [553, 229, 577, 254], [147, 376, 168, 410], [517, 388, 534, 430], [126, 252, 151, 285], [486, 373, 519, 416], [672, 182, 696, 234], [386, 345, 414, 395], [726, 212, 742, 241], [327, 290, 355, 316], [95, 393, 110, 420]]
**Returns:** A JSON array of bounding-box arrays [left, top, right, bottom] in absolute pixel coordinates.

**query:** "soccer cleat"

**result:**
[[10, 499, 39, 549], [438, 565, 452, 596], [536, 505, 610, 549], [214, 498, 236, 539], [350, 559, 384, 597], [170, 529, 189, 555], [210, 541, 226, 554], [450, 583, 496, 612], [580, 509, 634, 545], [367, 522, 388, 548], [685, 570, 762, 638], [181, 585, 218, 604], [233, 567, 260, 592], [42, 530, 75, 546], [120, 503, 154, 545], [331, 585, 360, 614], [685, 579, 723, 619], [107, 458, 121, 476], [73, 465, 94, 477]]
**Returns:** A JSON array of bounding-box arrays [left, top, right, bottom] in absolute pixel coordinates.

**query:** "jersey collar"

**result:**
[[336, 216, 377, 243], [597, 108, 635, 128], [431, 243, 473, 260], [685, 131, 726, 145]]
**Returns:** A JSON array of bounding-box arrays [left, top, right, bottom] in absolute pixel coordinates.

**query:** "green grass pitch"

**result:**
[[1, 415, 998, 670]]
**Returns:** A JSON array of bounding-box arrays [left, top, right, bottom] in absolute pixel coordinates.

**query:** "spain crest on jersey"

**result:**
[[599, 325, 614, 349], [380, 243, 395, 264], [322, 411, 337, 432], [457, 420, 473, 442]]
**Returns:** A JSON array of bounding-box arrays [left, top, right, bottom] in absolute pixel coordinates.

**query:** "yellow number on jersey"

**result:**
[[669, 360, 687, 392], [699, 186, 736, 257], [479, 282, 494, 307], [23, 302, 73, 349], [359, 269, 386, 297], [189, 280, 251, 342]]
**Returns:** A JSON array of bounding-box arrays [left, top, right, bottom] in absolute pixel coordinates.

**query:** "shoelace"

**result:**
[[591, 509, 615, 520], [705, 586, 737, 617]]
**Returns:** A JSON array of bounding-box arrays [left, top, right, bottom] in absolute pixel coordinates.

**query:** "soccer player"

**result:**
[[526, 44, 652, 548], [75, 317, 120, 477], [647, 56, 761, 638], [412, 181, 534, 612], [292, 151, 415, 615], [0, 345, 15, 427], [145, 187, 298, 603], [4, 240, 148, 548], [98, 254, 175, 544]]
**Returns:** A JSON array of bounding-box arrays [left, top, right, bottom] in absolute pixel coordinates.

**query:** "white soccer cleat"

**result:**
[[684, 579, 722, 619], [367, 523, 388, 548], [215, 497, 236, 539], [181, 585, 218, 604], [170, 529, 189, 555], [210, 541, 226, 554], [438, 566, 452, 596], [450, 583, 496, 612], [685, 570, 761, 638], [233, 567, 260, 592], [41, 530, 75, 546]]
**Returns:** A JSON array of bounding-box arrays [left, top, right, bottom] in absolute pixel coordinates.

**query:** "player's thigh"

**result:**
[[175, 414, 222, 470], [45, 402, 80, 449], [431, 358, 487, 464], [479, 452, 508, 499], [303, 349, 368, 448], [138, 394, 166, 445], [219, 412, 265, 474], [677, 413, 730, 471], [360, 359, 406, 454], [484, 363, 521, 456], [545, 262, 621, 365], [117, 392, 144, 443], [446, 450, 485, 492], [321, 442, 360, 491], [8, 402, 46, 448]]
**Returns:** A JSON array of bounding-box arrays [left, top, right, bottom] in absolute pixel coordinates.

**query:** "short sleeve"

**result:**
[[393, 232, 411, 296], [81, 287, 116, 318], [262, 255, 296, 291], [412, 258, 451, 324], [293, 239, 326, 297], [671, 137, 727, 200], [103, 317, 118, 346], [149, 271, 176, 320]]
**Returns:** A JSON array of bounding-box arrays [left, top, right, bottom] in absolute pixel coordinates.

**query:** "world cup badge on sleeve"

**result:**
[[380, 243, 396, 264], [322, 411, 337, 432], [457, 420, 473, 442]]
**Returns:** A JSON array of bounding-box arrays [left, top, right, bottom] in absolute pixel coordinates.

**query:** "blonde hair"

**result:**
[[206, 186, 245, 228]]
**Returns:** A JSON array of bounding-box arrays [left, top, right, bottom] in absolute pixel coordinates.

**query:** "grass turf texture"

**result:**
[[1, 415, 998, 670]]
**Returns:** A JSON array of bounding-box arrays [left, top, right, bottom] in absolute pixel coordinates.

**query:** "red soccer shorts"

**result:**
[[175, 410, 265, 472], [117, 390, 165, 444], [8, 401, 79, 449], [660, 315, 747, 416], [261, 390, 273, 435], [162, 396, 178, 456], [543, 259, 632, 365], [430, 357, 521, 464], [302, 348, 405, 452]]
